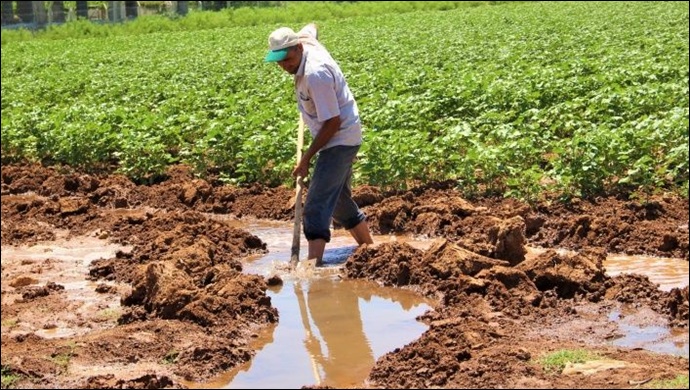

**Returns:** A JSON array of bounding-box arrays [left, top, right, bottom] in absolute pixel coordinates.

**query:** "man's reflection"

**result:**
[[294, 278, 375, 387]]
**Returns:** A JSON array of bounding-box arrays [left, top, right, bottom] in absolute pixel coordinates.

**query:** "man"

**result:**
[[265, 23, 373, 266]]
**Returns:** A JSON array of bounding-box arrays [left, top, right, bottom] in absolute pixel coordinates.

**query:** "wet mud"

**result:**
[[1, 163, 688, 388]]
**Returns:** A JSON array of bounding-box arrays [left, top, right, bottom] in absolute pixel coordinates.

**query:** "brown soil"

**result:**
[[1, 163, 688, 389]]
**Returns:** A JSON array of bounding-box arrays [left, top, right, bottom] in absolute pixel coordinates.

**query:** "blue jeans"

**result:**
[[303, 145, 366, 242]]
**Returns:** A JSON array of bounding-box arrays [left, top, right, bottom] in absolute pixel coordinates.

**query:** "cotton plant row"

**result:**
[[2, 1, 687, 200]]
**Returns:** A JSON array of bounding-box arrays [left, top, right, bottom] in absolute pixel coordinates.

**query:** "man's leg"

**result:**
[[307, 239, 327, 266], [330, 150, 374, 248], [349, 220, 374, 246], [303, 146, 360, 266]]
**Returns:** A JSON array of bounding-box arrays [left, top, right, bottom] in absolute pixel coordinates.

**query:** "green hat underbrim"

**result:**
[[265, 48, 289, 62]]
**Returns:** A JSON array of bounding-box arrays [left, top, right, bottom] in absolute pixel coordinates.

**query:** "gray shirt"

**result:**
[[294, 24, 362, 149]]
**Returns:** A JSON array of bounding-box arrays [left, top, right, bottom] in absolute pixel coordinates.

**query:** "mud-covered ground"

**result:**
[[1, 163, 688, 389]]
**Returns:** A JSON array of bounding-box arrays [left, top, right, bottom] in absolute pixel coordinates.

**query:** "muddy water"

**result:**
[[184, 276, 433, 389], [205, 217, 690, 388], [1, 233, 131, 338], [604, 254, 689, 292], [608, 307, 689, 357], [527, 247, 688, 359], [527, 247, 689, 292], [196, 217, 435, 388], [2, 216, 688, 388]]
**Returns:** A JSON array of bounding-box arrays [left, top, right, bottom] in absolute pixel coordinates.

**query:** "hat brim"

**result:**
[[264, 48, 288, 62]]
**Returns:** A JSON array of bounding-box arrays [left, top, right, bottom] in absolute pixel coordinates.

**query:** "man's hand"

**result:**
[[292, 158, 310, 179]]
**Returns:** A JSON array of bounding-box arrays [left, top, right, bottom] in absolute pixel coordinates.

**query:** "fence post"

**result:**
[[108, 1, 126, 21]]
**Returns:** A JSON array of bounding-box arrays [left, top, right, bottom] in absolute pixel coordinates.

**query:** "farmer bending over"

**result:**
[[264, 23, 374, 266]]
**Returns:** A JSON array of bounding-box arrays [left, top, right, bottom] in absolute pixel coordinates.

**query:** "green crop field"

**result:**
[[2, 1, 688, 202]]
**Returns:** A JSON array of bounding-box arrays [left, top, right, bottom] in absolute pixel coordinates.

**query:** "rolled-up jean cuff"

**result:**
[[305, 231, 331, 242], [338, 212, 366, 230]]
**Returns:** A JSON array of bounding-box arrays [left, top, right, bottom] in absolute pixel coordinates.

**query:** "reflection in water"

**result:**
[[180, 322, 278, 389], [224, 217, 689, 388], [295, 278, 374, 387], [218, 276, 432, 389], [4, 213, 685, 387], [183, 222, 433, 390]]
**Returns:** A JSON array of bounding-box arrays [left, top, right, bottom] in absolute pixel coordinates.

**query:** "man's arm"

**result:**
[[292, 115, 340, 179]]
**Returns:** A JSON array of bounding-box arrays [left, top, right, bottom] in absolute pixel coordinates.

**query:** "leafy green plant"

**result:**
[[1, 318, 19, 329], [161, 350, 179, 365], [2, 1, 687, 200], [1, 365, 20, 389], [50, 342, 77, 373], [536, 348, 601, 374], [643, 375, 689, 389]]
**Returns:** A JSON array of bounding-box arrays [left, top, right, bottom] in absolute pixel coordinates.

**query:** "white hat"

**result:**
[[265, 27, 299, 62]]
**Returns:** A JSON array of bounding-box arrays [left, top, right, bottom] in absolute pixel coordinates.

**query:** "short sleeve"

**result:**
[[307, 70, 339, 122]]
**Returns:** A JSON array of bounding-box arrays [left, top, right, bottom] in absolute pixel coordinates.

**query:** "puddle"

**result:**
[[527, 247, 688, 358], [34, 327, 77, 339], [608, 307, 689, 358], [1, 235, 130, 267], [187, 277, 433, 389], [1, 235, 130, 338], [604, 254, 689, 292], [188, 216, 435, 389], [527, 247, 689, 292], [2, 214, 688, 387]]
